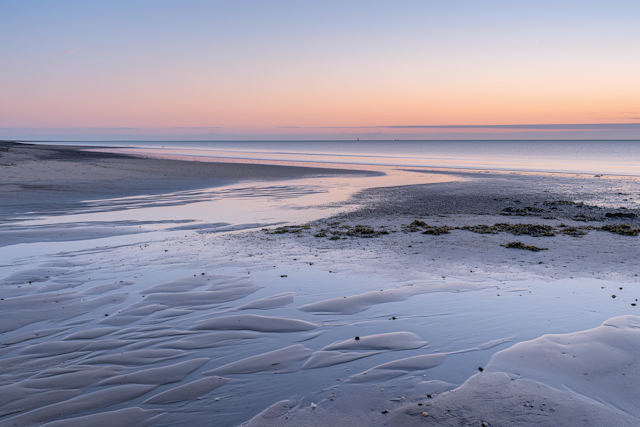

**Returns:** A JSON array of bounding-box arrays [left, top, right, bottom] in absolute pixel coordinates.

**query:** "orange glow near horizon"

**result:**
[[2, 77, 638, 130], [2, 58, 639, 130]]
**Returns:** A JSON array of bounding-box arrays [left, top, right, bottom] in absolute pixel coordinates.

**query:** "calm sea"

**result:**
[[49, 140, 640, 176]]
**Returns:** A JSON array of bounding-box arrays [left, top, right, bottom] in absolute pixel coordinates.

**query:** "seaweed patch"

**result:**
[[265, 225, 311, 234], [501, 242, 548, 251], [600, 224, 640, 236], [464, 223, 555, 237]]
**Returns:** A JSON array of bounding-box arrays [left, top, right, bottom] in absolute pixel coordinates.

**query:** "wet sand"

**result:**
[[1, 142, 640, 426]]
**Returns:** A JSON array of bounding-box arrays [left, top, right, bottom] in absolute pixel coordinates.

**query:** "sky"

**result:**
[[1, 0, 639, 140]]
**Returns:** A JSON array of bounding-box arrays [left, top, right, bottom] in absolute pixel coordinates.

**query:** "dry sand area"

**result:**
[[1, 142, 640, 426]]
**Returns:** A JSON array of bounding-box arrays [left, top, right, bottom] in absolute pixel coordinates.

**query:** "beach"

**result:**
[[0, 141, 375, 219], [1, 142, 639, 426]]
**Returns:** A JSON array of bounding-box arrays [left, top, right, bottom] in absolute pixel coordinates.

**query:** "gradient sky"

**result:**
[[1, 0, 639, 140]]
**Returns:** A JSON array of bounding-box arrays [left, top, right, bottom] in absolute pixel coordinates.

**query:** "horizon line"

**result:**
[[5, 138, 640, 144], [2, 122, 640, 131]]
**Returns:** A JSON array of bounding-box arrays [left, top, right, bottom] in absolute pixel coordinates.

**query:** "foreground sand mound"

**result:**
[[246, 316, 640, 426]]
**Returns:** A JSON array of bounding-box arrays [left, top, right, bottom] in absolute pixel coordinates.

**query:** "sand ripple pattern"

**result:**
[[0, 265, 506, 427]]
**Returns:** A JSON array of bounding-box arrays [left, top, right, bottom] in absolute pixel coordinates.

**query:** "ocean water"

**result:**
[[50, 139, 640, 176]]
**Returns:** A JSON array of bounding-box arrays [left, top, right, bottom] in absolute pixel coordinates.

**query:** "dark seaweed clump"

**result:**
[[501, 242, 548, 251], [313, 224, 389, 238], [345, 225, 390, 238], [464, 223, 555, 237], [500, 206, 544, 216], [265, 224, 311, 234], [605, 212, 637, 219], [560, 227, 587, 236], [421, 226, 452, 235], [405, 220, 427, 232], [462, 224, 498, 234], [546, 200, 576, 206], [572, 213, 599, 222], [601, 224, 640, 236], [403, 220, 453, 235], [497, 223, 555, 236]]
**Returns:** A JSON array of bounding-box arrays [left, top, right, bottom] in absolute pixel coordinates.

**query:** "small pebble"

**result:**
[[355, 336, 360, 340], [381, 409, 388, 414], [422, 412, 429, 417], [612, 295, 617, 298], [482, 423, 489, 427], [478, 367, 484, 372]]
